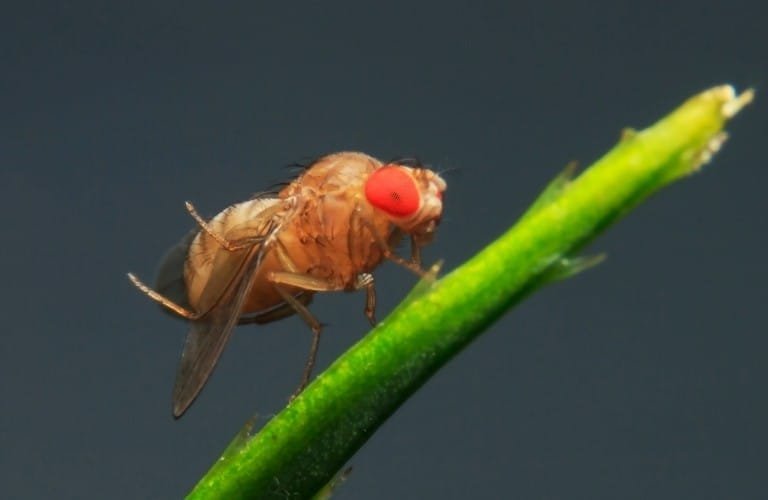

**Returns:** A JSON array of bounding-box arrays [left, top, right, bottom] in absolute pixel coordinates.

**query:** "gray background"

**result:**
[[2, 1, 767, 498]]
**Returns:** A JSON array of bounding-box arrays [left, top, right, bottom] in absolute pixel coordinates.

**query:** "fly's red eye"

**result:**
[[365, 166, 420, 217]]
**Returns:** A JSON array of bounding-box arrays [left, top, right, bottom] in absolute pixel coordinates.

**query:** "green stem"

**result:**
[[188, 85, 753, 499]]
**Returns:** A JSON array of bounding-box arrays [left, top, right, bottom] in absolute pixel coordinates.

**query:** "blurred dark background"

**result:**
[[1, 1, 766, 498]]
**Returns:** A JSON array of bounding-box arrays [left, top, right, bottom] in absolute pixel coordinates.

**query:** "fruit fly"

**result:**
[[128, 151, 446, 418]]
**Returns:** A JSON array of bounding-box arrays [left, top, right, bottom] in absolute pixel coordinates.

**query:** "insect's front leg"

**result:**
[[352, 207, 427, 277], [409, 235, 422, 268]]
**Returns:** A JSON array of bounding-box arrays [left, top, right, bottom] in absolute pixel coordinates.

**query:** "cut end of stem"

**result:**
[[687, 86, 753, 172], [694, 85, 754, 119], [720, 86, 755, 119]]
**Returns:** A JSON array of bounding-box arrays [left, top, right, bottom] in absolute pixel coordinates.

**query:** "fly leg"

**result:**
[[347, 211, 395, 325], [268, 273, 341, 399], [268, 239, 346, 398], [355, 273, 377, 326], [378, 231, 426, 277], [127, 215, 276, 320], [127, 273, 202, 319], [185, 200, 285, 251], [349, 206, 427, 277], [271, 283, 322, 398], [127, 229, 269, 321], [409, 235, 422, 268]]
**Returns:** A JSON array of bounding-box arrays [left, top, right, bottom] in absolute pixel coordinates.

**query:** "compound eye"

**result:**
[[364, 166, 421, 218]]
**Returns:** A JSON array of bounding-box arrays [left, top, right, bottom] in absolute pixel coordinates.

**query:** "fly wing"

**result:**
[[172, 209, 282, 418]]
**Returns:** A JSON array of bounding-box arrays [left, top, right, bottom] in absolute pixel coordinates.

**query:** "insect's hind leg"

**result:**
[[271, 283, 325, 399], [127, 273, 202, 320], [184, 200, 284, 252]]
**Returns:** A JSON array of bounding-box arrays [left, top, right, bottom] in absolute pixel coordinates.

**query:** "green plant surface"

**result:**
[[187, 85, 753, 499]]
